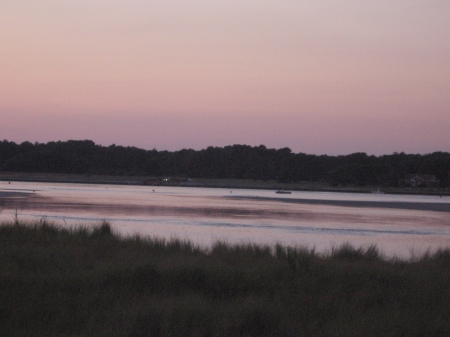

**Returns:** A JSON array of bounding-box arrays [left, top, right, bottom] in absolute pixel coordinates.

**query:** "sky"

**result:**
[[1, 1, 449, 155]]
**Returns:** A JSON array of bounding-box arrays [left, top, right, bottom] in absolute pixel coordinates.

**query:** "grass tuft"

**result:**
[[91, 220, 113, 236]]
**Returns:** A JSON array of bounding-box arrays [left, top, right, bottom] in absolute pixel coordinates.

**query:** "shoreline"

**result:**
[[1, 171, 449, 197]]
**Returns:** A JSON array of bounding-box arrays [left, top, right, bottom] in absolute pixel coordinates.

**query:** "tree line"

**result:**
[[1, 140, 449, 187]]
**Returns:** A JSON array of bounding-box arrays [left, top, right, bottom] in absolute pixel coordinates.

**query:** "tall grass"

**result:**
[[1, 220, 449, 336]]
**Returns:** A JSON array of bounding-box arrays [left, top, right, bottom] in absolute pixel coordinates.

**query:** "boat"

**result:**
[[371, 189, 385, 194], [275, 190, 291, 194]]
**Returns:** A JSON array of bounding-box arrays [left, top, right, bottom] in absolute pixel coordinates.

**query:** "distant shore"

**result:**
[[1, 171, 449, 196]]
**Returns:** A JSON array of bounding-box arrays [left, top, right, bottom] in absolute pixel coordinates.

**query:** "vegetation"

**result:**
[[1, 220, 450, 336], [1, 139, 450, 187]]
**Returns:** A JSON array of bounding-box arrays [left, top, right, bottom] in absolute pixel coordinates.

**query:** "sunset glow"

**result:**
[[2, 1, 449, 155]]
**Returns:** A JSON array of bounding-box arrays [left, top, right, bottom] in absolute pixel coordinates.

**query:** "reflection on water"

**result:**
[[1, 181, 450, 258]]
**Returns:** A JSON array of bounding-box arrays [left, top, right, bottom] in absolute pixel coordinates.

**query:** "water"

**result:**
[[1, 181, 450, 258]]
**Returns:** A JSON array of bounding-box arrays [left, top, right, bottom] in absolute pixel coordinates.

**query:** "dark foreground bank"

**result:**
[[1, 221, 450, 337]]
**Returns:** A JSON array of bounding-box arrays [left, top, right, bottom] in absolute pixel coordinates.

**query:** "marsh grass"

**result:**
[[1, 220, 449, 336]]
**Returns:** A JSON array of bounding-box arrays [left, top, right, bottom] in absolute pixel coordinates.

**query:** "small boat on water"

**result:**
[[275, 190, 291, 194], [371, 189, 385, 194]]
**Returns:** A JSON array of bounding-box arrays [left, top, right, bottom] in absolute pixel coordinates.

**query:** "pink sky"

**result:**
[[1, 1, 449, 155]]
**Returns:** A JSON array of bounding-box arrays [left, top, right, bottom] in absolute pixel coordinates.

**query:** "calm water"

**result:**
[[1, 181, 450, 258]]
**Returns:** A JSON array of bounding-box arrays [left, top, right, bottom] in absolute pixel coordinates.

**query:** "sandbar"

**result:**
[[230, 196, 450, 213]]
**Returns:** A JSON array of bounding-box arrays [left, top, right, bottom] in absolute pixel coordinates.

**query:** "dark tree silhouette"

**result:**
[[0, 140, 449, 187]]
